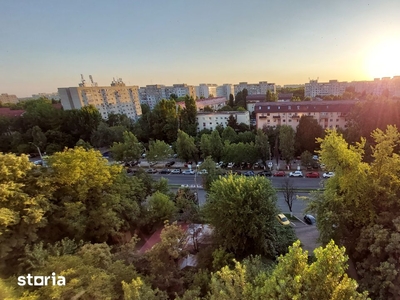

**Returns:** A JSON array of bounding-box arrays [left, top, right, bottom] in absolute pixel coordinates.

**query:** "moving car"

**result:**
[[146, 168, 158, 174], [323, 172, 335, 178], [257, 170, 272, 177], [305, 171, 320, 178], [276, 214, 290, 226], [159, 169, 171, 174], [182, 170, 195, 175], [242, 171, 255, 176], [170, 168, 182, 174], [304, 214, 316, 225], [289, 171, 304, 177], [274, 171, 286, 177]]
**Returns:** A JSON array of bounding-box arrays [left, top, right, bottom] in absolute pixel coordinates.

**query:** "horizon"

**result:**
[[1, 0, 399, 98]]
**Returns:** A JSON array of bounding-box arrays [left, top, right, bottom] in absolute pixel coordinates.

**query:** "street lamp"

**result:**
[[194, 165, 199, 206], [29, 142, 43, 161]]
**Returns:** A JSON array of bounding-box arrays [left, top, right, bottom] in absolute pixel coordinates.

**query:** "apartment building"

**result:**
[[139, 84, 196, 109], [196, 84, 218, 98], [0, 93, 18, 104], [255, 100, 357, 131], [58, 77, 142, 120], [305, 80, 347, 98], [216, 84, 234, 100], [196, 111, 250, 131], [234, 81, 276, 95], [176, 96, 227, 111], [305, 77, 400, 98]]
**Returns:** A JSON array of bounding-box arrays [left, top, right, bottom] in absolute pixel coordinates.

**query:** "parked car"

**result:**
[[146, 168, 158, 174], [159, 169, 171, 174], [304, 214, 316, 225], [165, 161, 175, 167], [243, 171, 255, 176], [306, 171, 320, 178], [171, 168, 182, 174], [289, 171, 304, 177], [182, 170, 195, 175], [197, 169, 208, 175], [323, 172, 335, 178], [227, 162, 234, 168], [276, 214, 290, 226], [257, 170, 272, 177], [149, 162, 157, 167], [312, 155, 319, 161], [274, 171, 286, 177]]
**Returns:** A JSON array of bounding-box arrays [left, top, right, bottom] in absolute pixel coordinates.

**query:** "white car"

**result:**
[[289, 171, 304, 177], [182, 170, 195, 175], [323, 172, 335, 178], [227, 162, 234, 168], [197, 169, 208, 175]]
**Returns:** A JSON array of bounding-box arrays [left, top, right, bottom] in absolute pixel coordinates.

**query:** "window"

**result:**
[[336, 119, 339, 122], [288, 106, 291, 109], [289, 119, 292, 122], [267, 106, 270, 110], [330, 119, 333, 122], [278, 106, 280, 109], [267, 113, 270, 116]]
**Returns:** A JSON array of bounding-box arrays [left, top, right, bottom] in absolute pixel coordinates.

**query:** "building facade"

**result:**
[[176, 96, 227, 111], [58, 78, 142, 120], [216, 84, 234, 100], [255, 100, 357, 131], [305, 80, 347, 98], [140, 84, 196, 109], [234, 81, 276, 95], [0, 93, 18, 104], [196, 84, 218, 98], [196, 111, 250, 132]]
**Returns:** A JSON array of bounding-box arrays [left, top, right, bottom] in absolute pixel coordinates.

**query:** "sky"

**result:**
[[1, 0, 400, 97]]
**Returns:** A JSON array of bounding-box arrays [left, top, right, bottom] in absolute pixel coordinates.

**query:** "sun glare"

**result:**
[[366, 39, 400, 78]]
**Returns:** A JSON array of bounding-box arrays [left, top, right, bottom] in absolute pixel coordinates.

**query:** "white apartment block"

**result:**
[[196, 84, 218, 98], [0, 93, 18, 104], [234, 81, 276, 95], [305, 77, 400, 98], [196, 111, 250, 132], [140, 84, 195, 109], [305, 80, 347, 98], [58, 78, 142, 120], [216, 84, 234, 100], [255, 100, 356, 131], [176, 96, 227, 111]]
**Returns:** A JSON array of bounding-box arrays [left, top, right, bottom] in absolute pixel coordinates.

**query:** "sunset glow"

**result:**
[[366, 38, 400, 78]]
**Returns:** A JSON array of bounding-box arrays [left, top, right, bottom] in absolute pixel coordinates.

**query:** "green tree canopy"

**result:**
[[279, 125, 296, 164], [295, 115, 324, 155], [110, 131, 142, 163], [176, 130, 198, 162]]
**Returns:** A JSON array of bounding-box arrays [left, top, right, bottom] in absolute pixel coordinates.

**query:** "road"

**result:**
[[151, 173, 324, 189]]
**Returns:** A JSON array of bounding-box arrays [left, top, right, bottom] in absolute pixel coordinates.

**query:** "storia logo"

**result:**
[[18, 273, 66, 286]]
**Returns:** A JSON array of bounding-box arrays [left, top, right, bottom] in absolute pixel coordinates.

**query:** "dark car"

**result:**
[[159, 169, 171, 174], [126, 168, 137, 175], [304, 214, 316, 225], [274, 171, 286, 177], [243, 171, 255, 176], [165, 161, 175, 167], [257, 170, 272, 177], [306, 171, 320, 178]]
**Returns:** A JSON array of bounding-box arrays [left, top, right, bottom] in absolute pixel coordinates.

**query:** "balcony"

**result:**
[[259, 115, 267, 119], [291, 114, 300, 118], [272, 115, 281, 118]]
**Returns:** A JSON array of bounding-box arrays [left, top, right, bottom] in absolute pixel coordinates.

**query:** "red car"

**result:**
[[306, 171, 320, 178], [274, 171, 286, 177]]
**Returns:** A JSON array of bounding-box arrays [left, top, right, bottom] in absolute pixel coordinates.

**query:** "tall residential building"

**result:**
[[216, 84, 234, 100], [196, 84, 218, 98], [139, 84, 166, 109], [305, 79, 347, 98], [0, 93, 18, 104], [234, 81, 276, 95], [176, 96, 227, 111], [164, 84, 196, 99], [58, 77, 142, 120]]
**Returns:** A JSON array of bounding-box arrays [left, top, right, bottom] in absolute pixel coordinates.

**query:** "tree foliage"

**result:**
[[279, 125, 296, 164], [176, 130, 198, 162], [295, 115, 324, 155], [110, 131, 142, 163]]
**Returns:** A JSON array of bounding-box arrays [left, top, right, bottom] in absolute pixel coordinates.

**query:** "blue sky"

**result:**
[[1, 0, 400, 97]]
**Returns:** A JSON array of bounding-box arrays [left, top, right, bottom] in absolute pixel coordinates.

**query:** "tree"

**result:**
[[143, 192, 177, 231], [180, 96, 197, 137], [176, 130, 198, 162], [199, 156, 224, 191], [151, 99, 179, 143], [200, 134, 212, 159], [203, 175, 295, 259], [76, 138, 92, 150], [221, 126, 237, 143], [203, 105, 213, 112], [147, 140, 173, 165], [295, 115, 324, 155], [0, 153, 51, 275], [281, 178, 295, 217], [31, 126, 47, 151], [174, 188, 200, 223], [228, 94, 234, 107], [255, 129, 270, 163], [209, 130, 223, 162], [110, 131, 142, 163], [227, 114, 238, 129], [300, 150, 313, 167], [279, 125, 296, 165], [45, 147, 143, 243], [266, 90, 278, 102]]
